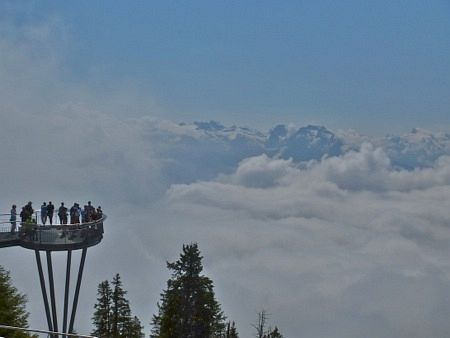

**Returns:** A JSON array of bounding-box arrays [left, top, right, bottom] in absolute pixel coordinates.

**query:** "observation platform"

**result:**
[[0, 215, 106, 251]]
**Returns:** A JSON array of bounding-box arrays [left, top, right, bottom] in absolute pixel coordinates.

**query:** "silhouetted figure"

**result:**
[[20, 207, 26, 223], [96, 206, 103, 234], [20, 204, 32, 223], [91, 207, 97, 221], [70, 203, 80, 224], [41, 202, 47, 225], [47, 201, 54, 225], [10, 204, 17, 233], [24, 202, 34, 222], [82, 205, 88, 223], [58, 202, 68, 225], [87, 201, 95, 221], [96, 206, 103, 219]]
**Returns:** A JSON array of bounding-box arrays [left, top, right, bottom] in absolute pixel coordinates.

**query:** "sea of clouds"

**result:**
[[2, 8, 450, 338]]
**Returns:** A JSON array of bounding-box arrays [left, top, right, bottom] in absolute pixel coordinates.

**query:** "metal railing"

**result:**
[[1, 210, 103, 226], [0, 324, 98, 338], [0, 211, 105, 227], [0, 214, 106, 246]]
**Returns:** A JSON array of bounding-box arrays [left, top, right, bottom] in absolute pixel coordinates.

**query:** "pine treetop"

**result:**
[[92, 274, 143, 338], [167, 243, 204, 278], [151, 243, 226, 338], [0, 265, 36, 338]]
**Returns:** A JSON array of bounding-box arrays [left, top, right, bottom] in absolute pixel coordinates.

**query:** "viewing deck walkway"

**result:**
[[0, 215, 106, 251]]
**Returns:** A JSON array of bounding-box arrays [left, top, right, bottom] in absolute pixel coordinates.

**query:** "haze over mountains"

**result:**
[[150, 120, 450, 185]]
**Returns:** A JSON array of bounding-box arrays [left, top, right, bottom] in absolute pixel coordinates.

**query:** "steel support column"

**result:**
[[68, 248, 87, 334], [63, 250, 72, 338], [34, 250, 53, 333], [46, 251, 59, 338]]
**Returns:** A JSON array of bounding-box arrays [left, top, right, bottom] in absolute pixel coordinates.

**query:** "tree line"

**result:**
[[0, 243, 283, 337]]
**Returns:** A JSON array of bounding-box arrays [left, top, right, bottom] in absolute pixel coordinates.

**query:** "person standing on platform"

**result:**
[[24, 202, 34, 222], [10, 204, 17, 233], [58, 202, 68, 225], [87, 201, 95, 221], [82, 205, 88, 223], [47, 201, 54, 225], [69, 203, 75, 224], [96, 206, 103, 219], [40, 202, 48, 225], [70, 203, 81, 224], [20, 206, 27, 223], [91, 207, 97, 221], [76, 203, 81, 224], [96, 206, 104, 234]]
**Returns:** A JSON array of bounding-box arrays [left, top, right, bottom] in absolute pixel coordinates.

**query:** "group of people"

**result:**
[[57, 201, 103, 225], [9, 201, 103, 233]]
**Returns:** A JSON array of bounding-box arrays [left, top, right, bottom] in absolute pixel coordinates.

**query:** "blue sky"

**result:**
[[4, 1, 450, 134]]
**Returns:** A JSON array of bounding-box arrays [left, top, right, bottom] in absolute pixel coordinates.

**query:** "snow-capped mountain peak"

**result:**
[[266, 124, 344, 161]]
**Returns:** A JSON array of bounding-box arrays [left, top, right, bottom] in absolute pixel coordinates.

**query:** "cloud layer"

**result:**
[[158, 148, 450, 337]]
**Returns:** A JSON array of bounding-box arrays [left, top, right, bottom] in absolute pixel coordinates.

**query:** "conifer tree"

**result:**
[[0, 266, 36, 338], [266, 326, 283, 338], [92, 274, 144, 338], [224, 321, 239, 338], [92, 280, 112, 337], [151, 243, 226, 338], [111, 273, 132, 338], [124, 316, 145, 338]]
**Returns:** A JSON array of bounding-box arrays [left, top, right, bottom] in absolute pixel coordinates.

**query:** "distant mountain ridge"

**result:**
[[379, 128, 450, 169], [266, 124, 343, 161], [153, 120, 450, 183], [192, 121, 450, 165]]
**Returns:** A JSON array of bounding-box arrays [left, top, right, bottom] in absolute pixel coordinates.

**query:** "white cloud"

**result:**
[[160, 148, 450, 337]]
